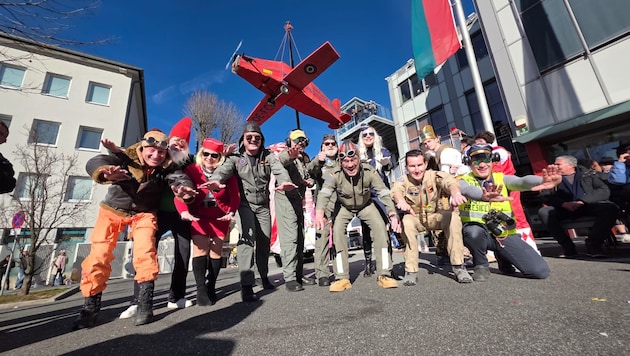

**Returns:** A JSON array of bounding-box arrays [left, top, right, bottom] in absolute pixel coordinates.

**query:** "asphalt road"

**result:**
[[1, 238, 629, 355]]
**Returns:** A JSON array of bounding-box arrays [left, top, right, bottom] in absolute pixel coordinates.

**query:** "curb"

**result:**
[[52, 285, 80, 301]]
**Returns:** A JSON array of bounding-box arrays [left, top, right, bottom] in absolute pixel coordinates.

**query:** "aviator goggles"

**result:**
[[361, 132, 375, 138], [338, 150, 356, 160], [323, 141, 337, 147], [470, 153, 493, 166], [142, 137, 169, 149]]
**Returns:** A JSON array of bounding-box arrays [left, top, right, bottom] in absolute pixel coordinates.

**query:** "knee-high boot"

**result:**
[[207, 258, 221, 305], [192, 256, 211, 306], [72, 292, 102, 330], [135, 281, 154, 326]]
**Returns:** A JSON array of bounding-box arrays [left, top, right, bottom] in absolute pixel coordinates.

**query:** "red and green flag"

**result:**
[[412, 0, 461, 80]]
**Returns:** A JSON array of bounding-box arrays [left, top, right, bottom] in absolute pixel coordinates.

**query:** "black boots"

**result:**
[[241, 285, 259, 302], [207, 258, 221, 304], [72, 292, 102, 330], [135, 281, 154, 326], [193, 256, 212, 306]]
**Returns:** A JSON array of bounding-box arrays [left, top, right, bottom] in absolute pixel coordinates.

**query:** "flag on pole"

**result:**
[[412, 0, 461, 80]]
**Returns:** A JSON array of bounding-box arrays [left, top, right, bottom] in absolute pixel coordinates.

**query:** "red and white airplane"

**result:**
[[231, 41, 351, 129]]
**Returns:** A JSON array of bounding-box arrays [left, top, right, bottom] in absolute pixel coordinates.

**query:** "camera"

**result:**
[[482, 209, 516, 238]]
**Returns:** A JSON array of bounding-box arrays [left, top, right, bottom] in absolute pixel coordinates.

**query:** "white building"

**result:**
[[386, 14, 530, 173], [0, 32, 147, 283], [475, 0, 630, 171]]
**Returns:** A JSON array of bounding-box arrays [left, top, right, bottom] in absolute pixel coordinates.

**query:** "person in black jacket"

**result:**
[[0, 122, 16, 194], [538, 155, 617, 258]]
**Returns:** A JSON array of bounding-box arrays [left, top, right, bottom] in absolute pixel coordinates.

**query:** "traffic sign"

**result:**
[[12, 211, 25, 229]]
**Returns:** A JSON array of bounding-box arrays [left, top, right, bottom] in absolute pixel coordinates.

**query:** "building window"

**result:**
[[517, 0, 630, 72], [0, 64, 26, 89], [42, 73, 71, 98], [399, 80, 412, 103], [65, 176, 92, 202], [55, 228, 87, 243], [465, 81, 510, 136], [15, 173, 47, 200], [86, 82, 111, 105], [429, 108, 449, 139], [0, 114, 11, 128], [456, 31, 489, 70], [77, 126, 102, 150], [410, 74, 424, 97], [568, 0, 630, 48], [30, 119, 60, 145]]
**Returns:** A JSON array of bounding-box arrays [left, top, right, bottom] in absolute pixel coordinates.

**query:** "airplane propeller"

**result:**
[[225, 40, 243, 70]]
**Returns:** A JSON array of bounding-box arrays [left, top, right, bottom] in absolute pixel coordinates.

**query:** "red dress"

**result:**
[[175, 164, 240, 237]]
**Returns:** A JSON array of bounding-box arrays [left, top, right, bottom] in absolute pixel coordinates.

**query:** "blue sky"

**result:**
[[63, 1, 474, 156]]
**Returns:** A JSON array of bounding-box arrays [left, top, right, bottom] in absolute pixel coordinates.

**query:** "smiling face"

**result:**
[[405, 154, 426, 182], [243, 133, 262, 155], [322, 139, 338, 157], [341, 154, 361, 177], [141, 146, 167, 167], [469, 153, 493, 179], [201, 149, 221, 170], [361, 129, 375, 148]]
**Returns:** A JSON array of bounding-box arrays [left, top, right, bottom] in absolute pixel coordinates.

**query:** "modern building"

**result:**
[[385, 14, 530, 175], [0, 32, 147, 283], [337, 97, 399, 181], [474, 0, 630, 171]]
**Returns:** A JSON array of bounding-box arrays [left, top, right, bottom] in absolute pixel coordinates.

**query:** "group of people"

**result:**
[[72, 114, 627, 332]]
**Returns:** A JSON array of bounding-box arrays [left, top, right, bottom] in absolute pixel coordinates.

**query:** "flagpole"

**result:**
[[452, 0, 496, 140]]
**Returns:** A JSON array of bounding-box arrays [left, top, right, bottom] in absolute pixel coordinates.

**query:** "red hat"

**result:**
[[169, 117, 192, 144], [202, 138, 224, 153]]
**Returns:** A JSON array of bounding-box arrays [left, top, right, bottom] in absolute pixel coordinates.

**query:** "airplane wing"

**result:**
[[283, 41, 340, 90]]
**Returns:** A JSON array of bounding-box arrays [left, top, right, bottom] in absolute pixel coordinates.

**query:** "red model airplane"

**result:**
[[231, 41, 351, 129]]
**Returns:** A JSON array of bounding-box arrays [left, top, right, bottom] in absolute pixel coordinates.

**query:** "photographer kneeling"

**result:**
[[458, 144, 560, 281]]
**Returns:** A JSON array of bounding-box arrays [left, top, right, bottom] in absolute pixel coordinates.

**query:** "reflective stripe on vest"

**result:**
[[459, 172, 515, 233]]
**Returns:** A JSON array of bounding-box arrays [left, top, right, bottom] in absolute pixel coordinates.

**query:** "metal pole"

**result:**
[[452, 0, 496, 142], [285, 21, 301, 129], [0, 229, 18, 296]]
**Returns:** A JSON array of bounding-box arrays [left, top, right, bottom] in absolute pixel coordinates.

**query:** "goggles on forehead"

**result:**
[[142, 137, 169, 149], [338, 150, 356, 160], [470, 153, 493, 166]]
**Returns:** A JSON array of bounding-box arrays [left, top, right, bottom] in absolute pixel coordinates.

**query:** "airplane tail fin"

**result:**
[[332, 98, 342, 113]]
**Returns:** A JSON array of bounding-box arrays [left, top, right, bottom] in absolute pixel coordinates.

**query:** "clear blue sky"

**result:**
[[63, 0, 474, 156]]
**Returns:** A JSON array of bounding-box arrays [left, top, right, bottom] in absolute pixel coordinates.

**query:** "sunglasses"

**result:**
[[202, 151, 220, 159], [338, 150, 356, 160], [245, 134, 262, 143], [292, 137, 309, 146], [142, 137, 169, 149], [362, 132, 375, 138], [323, 141, 337, 147], [471, 155, 492, 166]]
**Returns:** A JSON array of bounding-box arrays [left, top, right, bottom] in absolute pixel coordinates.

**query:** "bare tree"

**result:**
[[183, 90, 245, 151], [0, 128, 89, 296], [0, 0, 106, 45]]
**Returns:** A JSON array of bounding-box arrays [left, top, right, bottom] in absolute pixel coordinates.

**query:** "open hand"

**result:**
[[100, 166, 130, 181]]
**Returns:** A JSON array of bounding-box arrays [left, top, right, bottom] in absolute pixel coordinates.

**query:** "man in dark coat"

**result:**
[[538, 155, 617, 258]]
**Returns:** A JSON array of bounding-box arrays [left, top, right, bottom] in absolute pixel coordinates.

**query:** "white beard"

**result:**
[[170, 148, 190, 165]]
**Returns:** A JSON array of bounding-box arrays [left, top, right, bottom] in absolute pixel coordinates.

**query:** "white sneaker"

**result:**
[[167, 298, 192, 309], [119, 305, 138, 319], [621, 234, 630, 243]]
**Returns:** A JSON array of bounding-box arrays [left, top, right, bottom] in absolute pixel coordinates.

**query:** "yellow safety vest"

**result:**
[[458, 172, 517, 235]]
